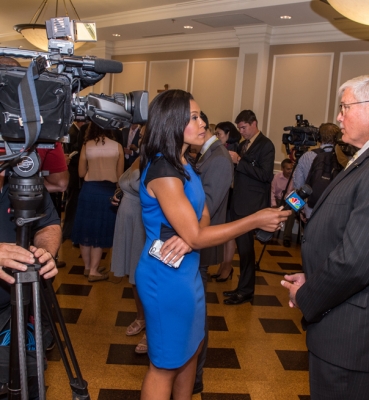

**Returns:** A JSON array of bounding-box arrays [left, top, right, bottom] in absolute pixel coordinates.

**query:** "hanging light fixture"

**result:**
[[14, 0, 86, 51], [327, 0, 369, 25]]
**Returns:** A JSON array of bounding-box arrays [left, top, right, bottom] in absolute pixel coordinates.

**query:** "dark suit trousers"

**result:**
[[309, 351, 369, 400], [230, 210, 255, 296]]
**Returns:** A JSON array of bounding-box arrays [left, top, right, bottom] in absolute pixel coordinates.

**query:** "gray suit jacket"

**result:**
[[297, 147, 369, 371], [197, 140, 233, 266]]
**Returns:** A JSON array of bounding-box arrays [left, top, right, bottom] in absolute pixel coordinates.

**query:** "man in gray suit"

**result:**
[[193, 112, 233, 394], [282, 75, 369, 400]]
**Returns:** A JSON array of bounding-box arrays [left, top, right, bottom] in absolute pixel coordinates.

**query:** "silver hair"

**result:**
[[338, 75, 369, 101]]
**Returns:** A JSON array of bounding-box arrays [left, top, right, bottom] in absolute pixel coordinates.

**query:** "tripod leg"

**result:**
[[32, 281, 46, 399], [255, 243, 268, 271], [40, 279, 90, 399], [14, 282, 28, 400]]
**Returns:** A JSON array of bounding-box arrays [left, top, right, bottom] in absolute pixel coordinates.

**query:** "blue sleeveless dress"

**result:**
[[135, 159, 206, 369]]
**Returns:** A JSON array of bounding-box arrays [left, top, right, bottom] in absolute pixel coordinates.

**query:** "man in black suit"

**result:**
[[282, 75, 369, 399], [193, 112, 233, 394], [224, 110, 275, 305], [120, 124, 141, 171]]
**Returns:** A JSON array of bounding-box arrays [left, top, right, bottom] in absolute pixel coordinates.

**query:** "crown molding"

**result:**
[[91, 0, 304, 28], [113, 30, 238, 55], [111, 20, 369, 55], [271, 22, 369, 45]]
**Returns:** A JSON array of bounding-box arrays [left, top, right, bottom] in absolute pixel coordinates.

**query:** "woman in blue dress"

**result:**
[[136, 89, 291, 399]]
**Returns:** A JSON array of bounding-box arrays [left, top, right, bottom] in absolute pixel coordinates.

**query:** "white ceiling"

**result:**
[[0, 0, 367, 50]]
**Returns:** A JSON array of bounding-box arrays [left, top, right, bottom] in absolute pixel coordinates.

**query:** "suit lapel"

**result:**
[[310, 149, 369, 218], [246, 132, 264, 154], [197, 140, 221, 167]]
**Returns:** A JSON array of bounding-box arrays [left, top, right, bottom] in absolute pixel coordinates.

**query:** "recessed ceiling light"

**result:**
[[280, 15, 292, 20], [184, 25, 193, 29], [112, 33, 121, 37]]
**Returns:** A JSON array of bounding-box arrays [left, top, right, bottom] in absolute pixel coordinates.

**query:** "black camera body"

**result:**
[[282, 114, 320, 149], [0, 17, 148, 167]]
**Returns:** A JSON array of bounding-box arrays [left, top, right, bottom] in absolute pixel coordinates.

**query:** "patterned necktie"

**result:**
[[239, 139, 250, 157]]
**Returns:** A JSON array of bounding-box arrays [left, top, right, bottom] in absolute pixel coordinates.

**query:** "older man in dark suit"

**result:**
[[224, 110, 275, 305], [193, 112, 233, 394], [282, 75, 369, 400]]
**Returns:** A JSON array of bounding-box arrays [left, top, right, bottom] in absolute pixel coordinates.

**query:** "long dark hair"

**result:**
[[215, 121, 241, 145], [140, 89, 196, 179], [83, 121, 116, 145]]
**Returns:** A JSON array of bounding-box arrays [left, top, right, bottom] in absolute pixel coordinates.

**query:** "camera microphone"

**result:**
[[62, 56, 123, 74], [255, 184, 312, 243]]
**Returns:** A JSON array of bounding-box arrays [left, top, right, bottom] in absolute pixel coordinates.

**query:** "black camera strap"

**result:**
[[17, 60, 42, 151]]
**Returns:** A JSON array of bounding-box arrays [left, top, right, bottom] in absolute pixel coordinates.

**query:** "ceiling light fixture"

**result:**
[[327, 0, 369, 25], [112, 33, 121, 37], [280, 15, 292, 20], [184, 26, 193, 29], [14, 0, 86, 51]]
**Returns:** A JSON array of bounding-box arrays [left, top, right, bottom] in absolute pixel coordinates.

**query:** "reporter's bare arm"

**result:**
[[148, 176, 290, 250]]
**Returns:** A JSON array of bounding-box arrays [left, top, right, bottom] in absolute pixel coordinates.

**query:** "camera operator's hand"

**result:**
[[0, 243, 35, 284], [30, 246, 58, 280]]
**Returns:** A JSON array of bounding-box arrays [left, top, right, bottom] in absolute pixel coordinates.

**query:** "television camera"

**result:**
[[0, 16, 148, 174], [282, 114, 320, 157]]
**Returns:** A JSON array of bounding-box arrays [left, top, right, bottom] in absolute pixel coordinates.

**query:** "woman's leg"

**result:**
[[79, 245, 91, 270], [140, 363, 177, 400], [89, 247, 104, 276], [132, 285, 145, 320], [217, 239, 236, 279], [140, 342, 203, 400], [172, 342, 203, 400]]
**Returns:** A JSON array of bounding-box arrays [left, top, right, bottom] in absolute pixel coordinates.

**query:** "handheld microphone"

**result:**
[[255, 184, 312, 243]]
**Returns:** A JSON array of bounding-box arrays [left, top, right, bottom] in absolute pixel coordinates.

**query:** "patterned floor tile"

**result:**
[[267, 250, 292, 257], [255, 275, 268, 285], [204, 348, 240, 369], [275, 350, 309, 371], [201, 394, 251, 400], [208, 316, 228, 331], [277, 262, 303, 271], [206, 292, 220, 304], [252, 295, 282, 307], [106, 344, 149, 366], [68, 265, 85, 275], [55, 284, 92, 296], [98, 389, 141, 399], [115, 311, 137, 327], [259, 318, 301, 334], [122, 287, 134, 299], [60, 308, 82, 324]]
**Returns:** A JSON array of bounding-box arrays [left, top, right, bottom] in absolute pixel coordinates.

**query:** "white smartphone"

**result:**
[[148, 239, 184, 269]]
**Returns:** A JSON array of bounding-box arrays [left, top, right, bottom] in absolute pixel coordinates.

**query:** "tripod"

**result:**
[[4, 152, 90, 399], [255, 147, 308, 276]]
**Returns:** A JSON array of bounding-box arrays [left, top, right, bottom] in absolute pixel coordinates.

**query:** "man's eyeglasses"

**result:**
[[339, 100, 369, 115]]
